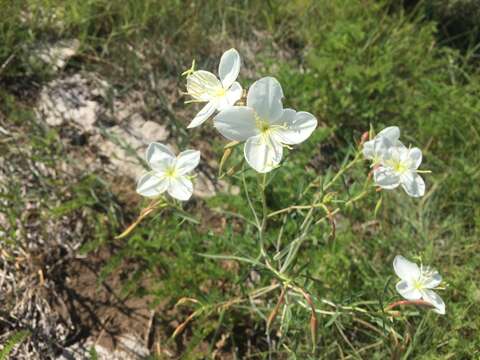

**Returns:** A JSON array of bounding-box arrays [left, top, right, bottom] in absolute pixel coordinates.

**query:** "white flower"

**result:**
[[373, 142, 425, 197], [186, 48, 243, 128], [213, 77, 317, 173], [393, 255, 445, 315], [136, 143, 200, 201], [362, 126, 400, 165]]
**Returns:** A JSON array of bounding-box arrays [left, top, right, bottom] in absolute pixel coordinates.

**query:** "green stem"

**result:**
[[242, 169, 261, 229], [259, 173, 268, 259], [323, 151, 362, 192]]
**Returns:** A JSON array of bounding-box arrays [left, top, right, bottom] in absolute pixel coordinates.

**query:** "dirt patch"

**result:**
[[53, 247, 156, 359]]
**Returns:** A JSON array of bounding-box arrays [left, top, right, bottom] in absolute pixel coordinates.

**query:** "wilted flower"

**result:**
[[136, 143, 200, 201], [373, 143, 425, 197], [393, 255, 445, 315], [186, 48, 243, 128], [213, 77, 317, 173], [362, 126, 400, 165]]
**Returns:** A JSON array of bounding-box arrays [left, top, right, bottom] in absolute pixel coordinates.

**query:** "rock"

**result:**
[[36, 74, 169, 181], [36, 73, 232, 199], [36, 75, 99, 129], [116, 334, 150, 359], [194, 173, 217, 198], [59, 334, 150, 360], [131, 120, 169, 143], [193, 173, 238, 198], [91, 129, 145, 179], [31, 39, 80, 72]]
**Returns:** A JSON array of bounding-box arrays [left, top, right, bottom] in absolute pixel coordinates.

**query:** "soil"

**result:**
[[52, 247, 154, 353]]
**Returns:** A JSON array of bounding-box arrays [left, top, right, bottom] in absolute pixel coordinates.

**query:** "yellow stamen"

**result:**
[[164, 166, 177, 178], [386, 159, 408, 174], [215, 88, 227, 98], [413, 279, 424, 291]]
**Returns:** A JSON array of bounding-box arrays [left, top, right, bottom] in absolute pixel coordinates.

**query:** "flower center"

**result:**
[[413, 279, 425, 291], [215, 87, 227, 98], [254, 115, 273, 135], [258, 121, 271, 134], [164, 166, 178, 179], [387, 159, 408, 174]]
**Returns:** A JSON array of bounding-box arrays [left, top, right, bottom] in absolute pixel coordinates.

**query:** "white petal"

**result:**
[[396, 280, 422, 300], [186, 70, 222, 101], [216, 82, 242, 111], [136, 171, 168, 198], [373, 166, 400, 189], [274, 108, 295, 124], [213, 106, 258, 141], [218, 48, 241, 89], [146, 143, 175, 171], [275, 110, 317, 145], [363, 127, 399, 161], [247, 77, 284, 122], [168, 176, 193, 201], [384, 143, 407, 163], [377, 126, 400, 143], [408, 147, 422, 169], [393, 255, 421, 282], [216, 81, 243, 111], [244, 134, 283, 173], [423, 270, 442, 289], [187, 101, 216, 128], [422, 289, 445, 315], [400, 172, 425, 197], [374, 137, 395, 159], [362, 140, 375, 159], [175, 150, 200, 175]]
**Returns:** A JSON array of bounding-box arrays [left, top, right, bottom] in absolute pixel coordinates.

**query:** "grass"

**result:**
[[1, 0, 479, 358]]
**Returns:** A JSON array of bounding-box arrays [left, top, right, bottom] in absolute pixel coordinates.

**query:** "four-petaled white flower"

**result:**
[[186, 48, 243, 128], [393, 255, 445, 315], [362, 126, 400, 165], [213, 77, 317, 173], [373, 143, 425, 197], [136, 143, 200, 201]]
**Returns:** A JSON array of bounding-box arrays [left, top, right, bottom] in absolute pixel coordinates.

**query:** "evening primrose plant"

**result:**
[[119, 48, 445, 350]]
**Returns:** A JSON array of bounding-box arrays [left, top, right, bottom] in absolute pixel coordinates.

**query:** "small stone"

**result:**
[[136, 120, 169, 143], [92, 132, 144, 180], [193, 173, 232, 199], [32, 39, 80, 71], [72, 100, 98, 131], [36, 75, 99, 129], [193, 173, 217, 198], [59, 334, 150, 360]]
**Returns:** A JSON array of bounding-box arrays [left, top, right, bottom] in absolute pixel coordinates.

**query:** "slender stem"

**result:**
[[268, 203, 325, 218], [242, 169, 261, 229], [260, 173, 268, 233], [313, 190, 369, 226], [323, 151, 362, 193], [271, 152, 364, 220], [259, 173, 269, 259], [279, 187, 369, 273], [115, 198, 166, 239]]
